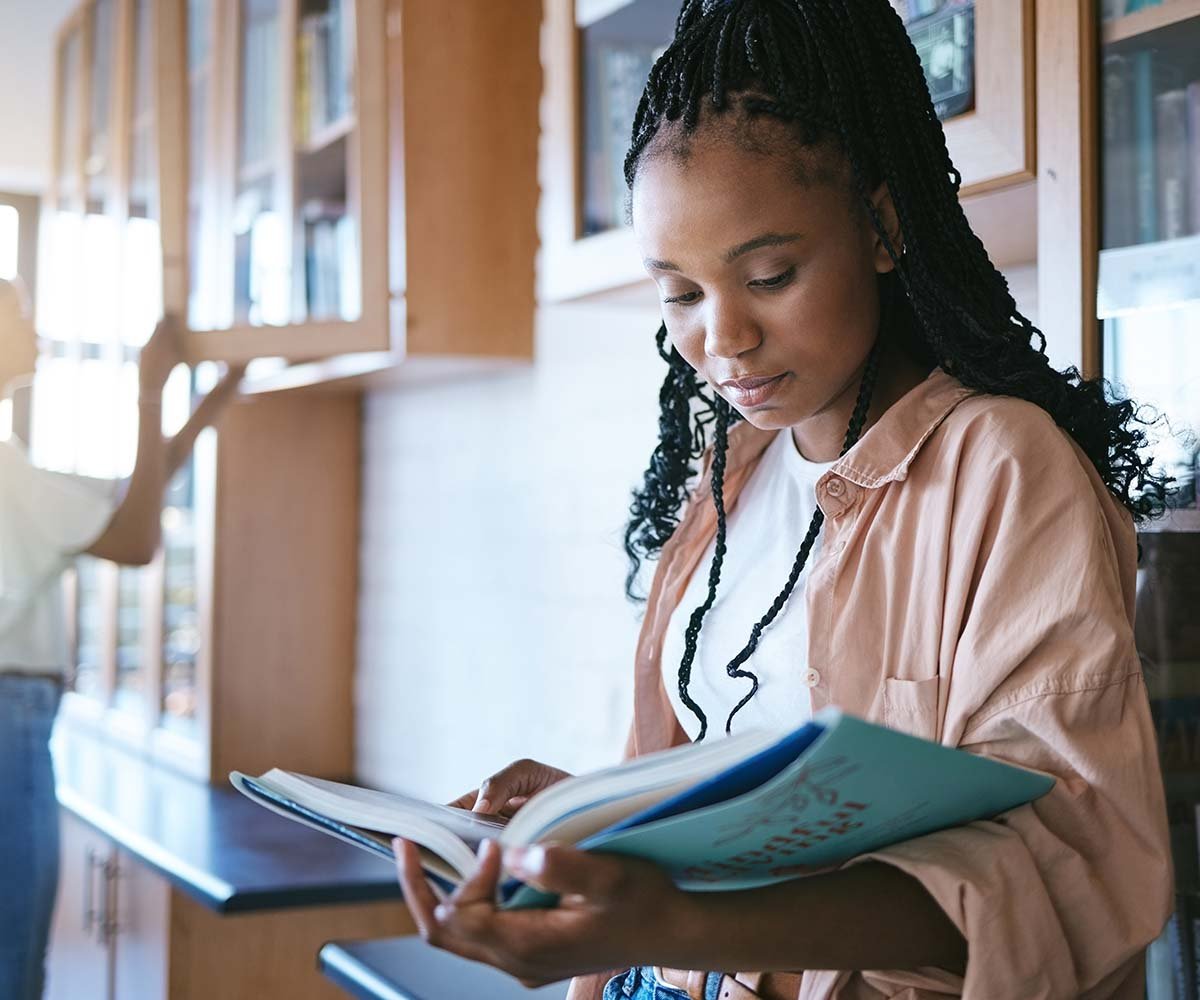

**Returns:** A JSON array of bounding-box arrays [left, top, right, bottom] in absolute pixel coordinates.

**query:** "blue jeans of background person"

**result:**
[[0, 674, 63, 1000], [603, 967, 726, 1000]]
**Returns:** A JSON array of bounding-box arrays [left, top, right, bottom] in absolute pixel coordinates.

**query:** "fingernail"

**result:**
[[474, 797, 492, 813], [434, 903, 450, 921], [477, 837, 492, 859], [505, 844, 544, 877], [392, 837, 403, 856], [523, 845, 546, 875]]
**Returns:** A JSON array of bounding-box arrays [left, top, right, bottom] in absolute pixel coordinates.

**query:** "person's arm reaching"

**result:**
[[85, 317, 243, 565]]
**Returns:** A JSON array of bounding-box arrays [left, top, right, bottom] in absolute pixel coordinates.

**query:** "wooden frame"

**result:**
[[539, 0, 1037, 303], [1036, 0, 1099, 378], [945, 0, 1037, 197]]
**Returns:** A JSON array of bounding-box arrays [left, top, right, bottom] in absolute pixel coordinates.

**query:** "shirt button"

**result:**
[[825, 478, 845, 498], [804, 668, 822, 687]]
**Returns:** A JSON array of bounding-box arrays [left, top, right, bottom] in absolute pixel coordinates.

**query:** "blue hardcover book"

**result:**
[[232, 707, 1054, 910]]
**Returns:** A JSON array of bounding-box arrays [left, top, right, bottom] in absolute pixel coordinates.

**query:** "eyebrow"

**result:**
[[643, 231, 805, 272]]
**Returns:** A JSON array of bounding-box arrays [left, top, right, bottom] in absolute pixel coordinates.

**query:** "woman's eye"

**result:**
[[750, 267, 796, 289], [662, 290, 702, 305]]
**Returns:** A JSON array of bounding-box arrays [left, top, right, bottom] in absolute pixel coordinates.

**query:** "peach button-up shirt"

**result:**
[[572, 369, 1171, 1000]]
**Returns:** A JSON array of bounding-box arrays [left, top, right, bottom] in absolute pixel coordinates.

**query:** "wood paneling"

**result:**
[[209, 389, 361, 781], [169, 890, 414, 1000], [398, 0, 541, 358], [1036, 0, 1099, 377]]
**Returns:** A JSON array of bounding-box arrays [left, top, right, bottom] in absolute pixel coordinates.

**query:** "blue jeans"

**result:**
[[0, 674, 63, 1000], [603, 967, 726, 1000]]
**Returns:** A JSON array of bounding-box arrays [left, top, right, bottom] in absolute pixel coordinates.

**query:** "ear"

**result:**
[[868, 182, 904, 273]]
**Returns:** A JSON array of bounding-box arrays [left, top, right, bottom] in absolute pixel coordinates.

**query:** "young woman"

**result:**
[[0, 281, 244, 1000], [394, 1, 1173, 996]]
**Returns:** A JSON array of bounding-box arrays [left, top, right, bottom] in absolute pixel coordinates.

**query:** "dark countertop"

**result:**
[[52, 725, 405, 914], [319, 938, 570, 1000]]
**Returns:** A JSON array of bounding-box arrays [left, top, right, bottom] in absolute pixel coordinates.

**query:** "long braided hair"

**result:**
[[620, 0, 1170, 736]]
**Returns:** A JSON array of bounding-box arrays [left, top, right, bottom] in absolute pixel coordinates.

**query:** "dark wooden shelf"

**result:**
[[52, 724, 405, 914]]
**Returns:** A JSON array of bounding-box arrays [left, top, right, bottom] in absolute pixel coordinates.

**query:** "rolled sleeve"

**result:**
[[854, 672, 1170, 998]]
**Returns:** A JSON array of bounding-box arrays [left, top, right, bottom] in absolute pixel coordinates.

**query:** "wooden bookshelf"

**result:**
[[1102, 0, 1200, 45]]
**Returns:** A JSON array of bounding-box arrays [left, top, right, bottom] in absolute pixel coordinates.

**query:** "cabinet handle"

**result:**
[[82, 847, 97, 935], [98, 856, 121, 945]]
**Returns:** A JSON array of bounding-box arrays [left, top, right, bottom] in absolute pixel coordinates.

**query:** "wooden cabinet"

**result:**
[[1090, 3, 1200, 995], [46, 812, 119, 1000], [46, 808, 412, 1000], [40, 0, 541, 367], [540, 0, 1036, 303], [36, 0, 542, 780]]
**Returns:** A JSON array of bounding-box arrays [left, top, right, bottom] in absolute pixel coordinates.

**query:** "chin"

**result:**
[[730, 406, 795, 430]]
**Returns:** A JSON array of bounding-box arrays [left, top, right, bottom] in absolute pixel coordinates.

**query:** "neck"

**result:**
[[790, 341, 930, 462]]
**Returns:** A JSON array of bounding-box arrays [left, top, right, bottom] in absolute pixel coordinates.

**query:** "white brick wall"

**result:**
[[356, 302, 666, 799], [355, 271, 1044, 800]]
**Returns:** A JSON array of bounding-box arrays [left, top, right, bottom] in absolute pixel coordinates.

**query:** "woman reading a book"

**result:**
[[394, 1, 1173, 996]]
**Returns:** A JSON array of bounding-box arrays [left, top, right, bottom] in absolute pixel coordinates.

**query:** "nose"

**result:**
[[703, 298, 762, 360]]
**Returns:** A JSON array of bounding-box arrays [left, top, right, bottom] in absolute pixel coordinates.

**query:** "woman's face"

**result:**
[[632, 135, 897, 440]]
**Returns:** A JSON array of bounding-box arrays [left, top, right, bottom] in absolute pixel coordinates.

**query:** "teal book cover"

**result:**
[[504, 708, 1054, 909]]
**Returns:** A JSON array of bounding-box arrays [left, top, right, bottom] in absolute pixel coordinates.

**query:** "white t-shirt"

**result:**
[[662, 428, 833, 740], [0, 437, 119, 673]]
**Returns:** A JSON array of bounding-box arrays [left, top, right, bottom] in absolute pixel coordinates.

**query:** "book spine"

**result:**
[[1132, 49, 1159, 244], [296, 28, 312, 145], [1155, 89, 1189, 241], [1102, 54, 1135, 249], [1188, 82, 1200, 237]]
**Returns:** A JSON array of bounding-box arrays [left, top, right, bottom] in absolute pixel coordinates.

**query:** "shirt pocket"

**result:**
[[882, 676, 941, 742]]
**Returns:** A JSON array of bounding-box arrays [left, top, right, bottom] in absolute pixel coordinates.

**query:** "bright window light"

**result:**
[[0, 205, 18, 281]]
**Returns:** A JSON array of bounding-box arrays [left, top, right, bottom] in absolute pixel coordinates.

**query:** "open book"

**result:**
[[230, 707, 1054, 909]]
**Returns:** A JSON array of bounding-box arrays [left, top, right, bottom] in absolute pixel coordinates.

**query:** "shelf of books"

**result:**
[[182, 0, 385, 364], [1097, 3, 1200, 994]]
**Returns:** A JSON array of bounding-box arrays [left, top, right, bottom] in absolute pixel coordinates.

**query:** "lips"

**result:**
[[718, 372, 789, 407], [719, 374, 786, 391]]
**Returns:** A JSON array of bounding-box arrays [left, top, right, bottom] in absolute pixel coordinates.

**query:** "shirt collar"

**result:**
[[722, 367, 973, 491]]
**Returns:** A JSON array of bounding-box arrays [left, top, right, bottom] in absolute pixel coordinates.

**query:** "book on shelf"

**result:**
[[1156, 89, 1190, 242], [1102, 45, 1199, 249], [296, 0, 354, 146], [230, 707, 1054, 910]]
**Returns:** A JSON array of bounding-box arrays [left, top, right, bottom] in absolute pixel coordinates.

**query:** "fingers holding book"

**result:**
[[391, 835, 687, 987], [447, 759, 573, 818]]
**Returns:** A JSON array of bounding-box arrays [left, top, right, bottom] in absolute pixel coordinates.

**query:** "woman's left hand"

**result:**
[[394, 837, 687, 987]]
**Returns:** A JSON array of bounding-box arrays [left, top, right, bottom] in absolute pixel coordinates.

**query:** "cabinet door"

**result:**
[[179, 0, 390, 363], [110, 849, 170, 1000], [45, 811, 114, 1000]]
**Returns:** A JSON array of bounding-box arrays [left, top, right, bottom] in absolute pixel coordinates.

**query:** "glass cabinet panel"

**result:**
[[294, 0, 361, 322], [578, 0, 675, 238], [160, 365, 200, 736], [129, 0, 157, 220], [85, 0, 117, 212], [188, 0, 215, 329], [891, 0, 976, 122], [235, 0, 289, 326], [1097, 6, 1200, 997], [58, 27, 84, 201]]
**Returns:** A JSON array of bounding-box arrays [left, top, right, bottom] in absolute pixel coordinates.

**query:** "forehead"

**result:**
[[631, 137, 851, 265]]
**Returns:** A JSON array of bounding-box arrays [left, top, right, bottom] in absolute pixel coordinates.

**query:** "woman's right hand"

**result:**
[[448, 759, 572, 819]]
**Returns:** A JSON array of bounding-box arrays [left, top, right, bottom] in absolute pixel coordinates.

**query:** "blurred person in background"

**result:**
[[0, 276, 244, 1000]]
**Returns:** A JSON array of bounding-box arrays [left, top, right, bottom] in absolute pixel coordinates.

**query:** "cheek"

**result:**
[[664, 318, 706, 370]]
